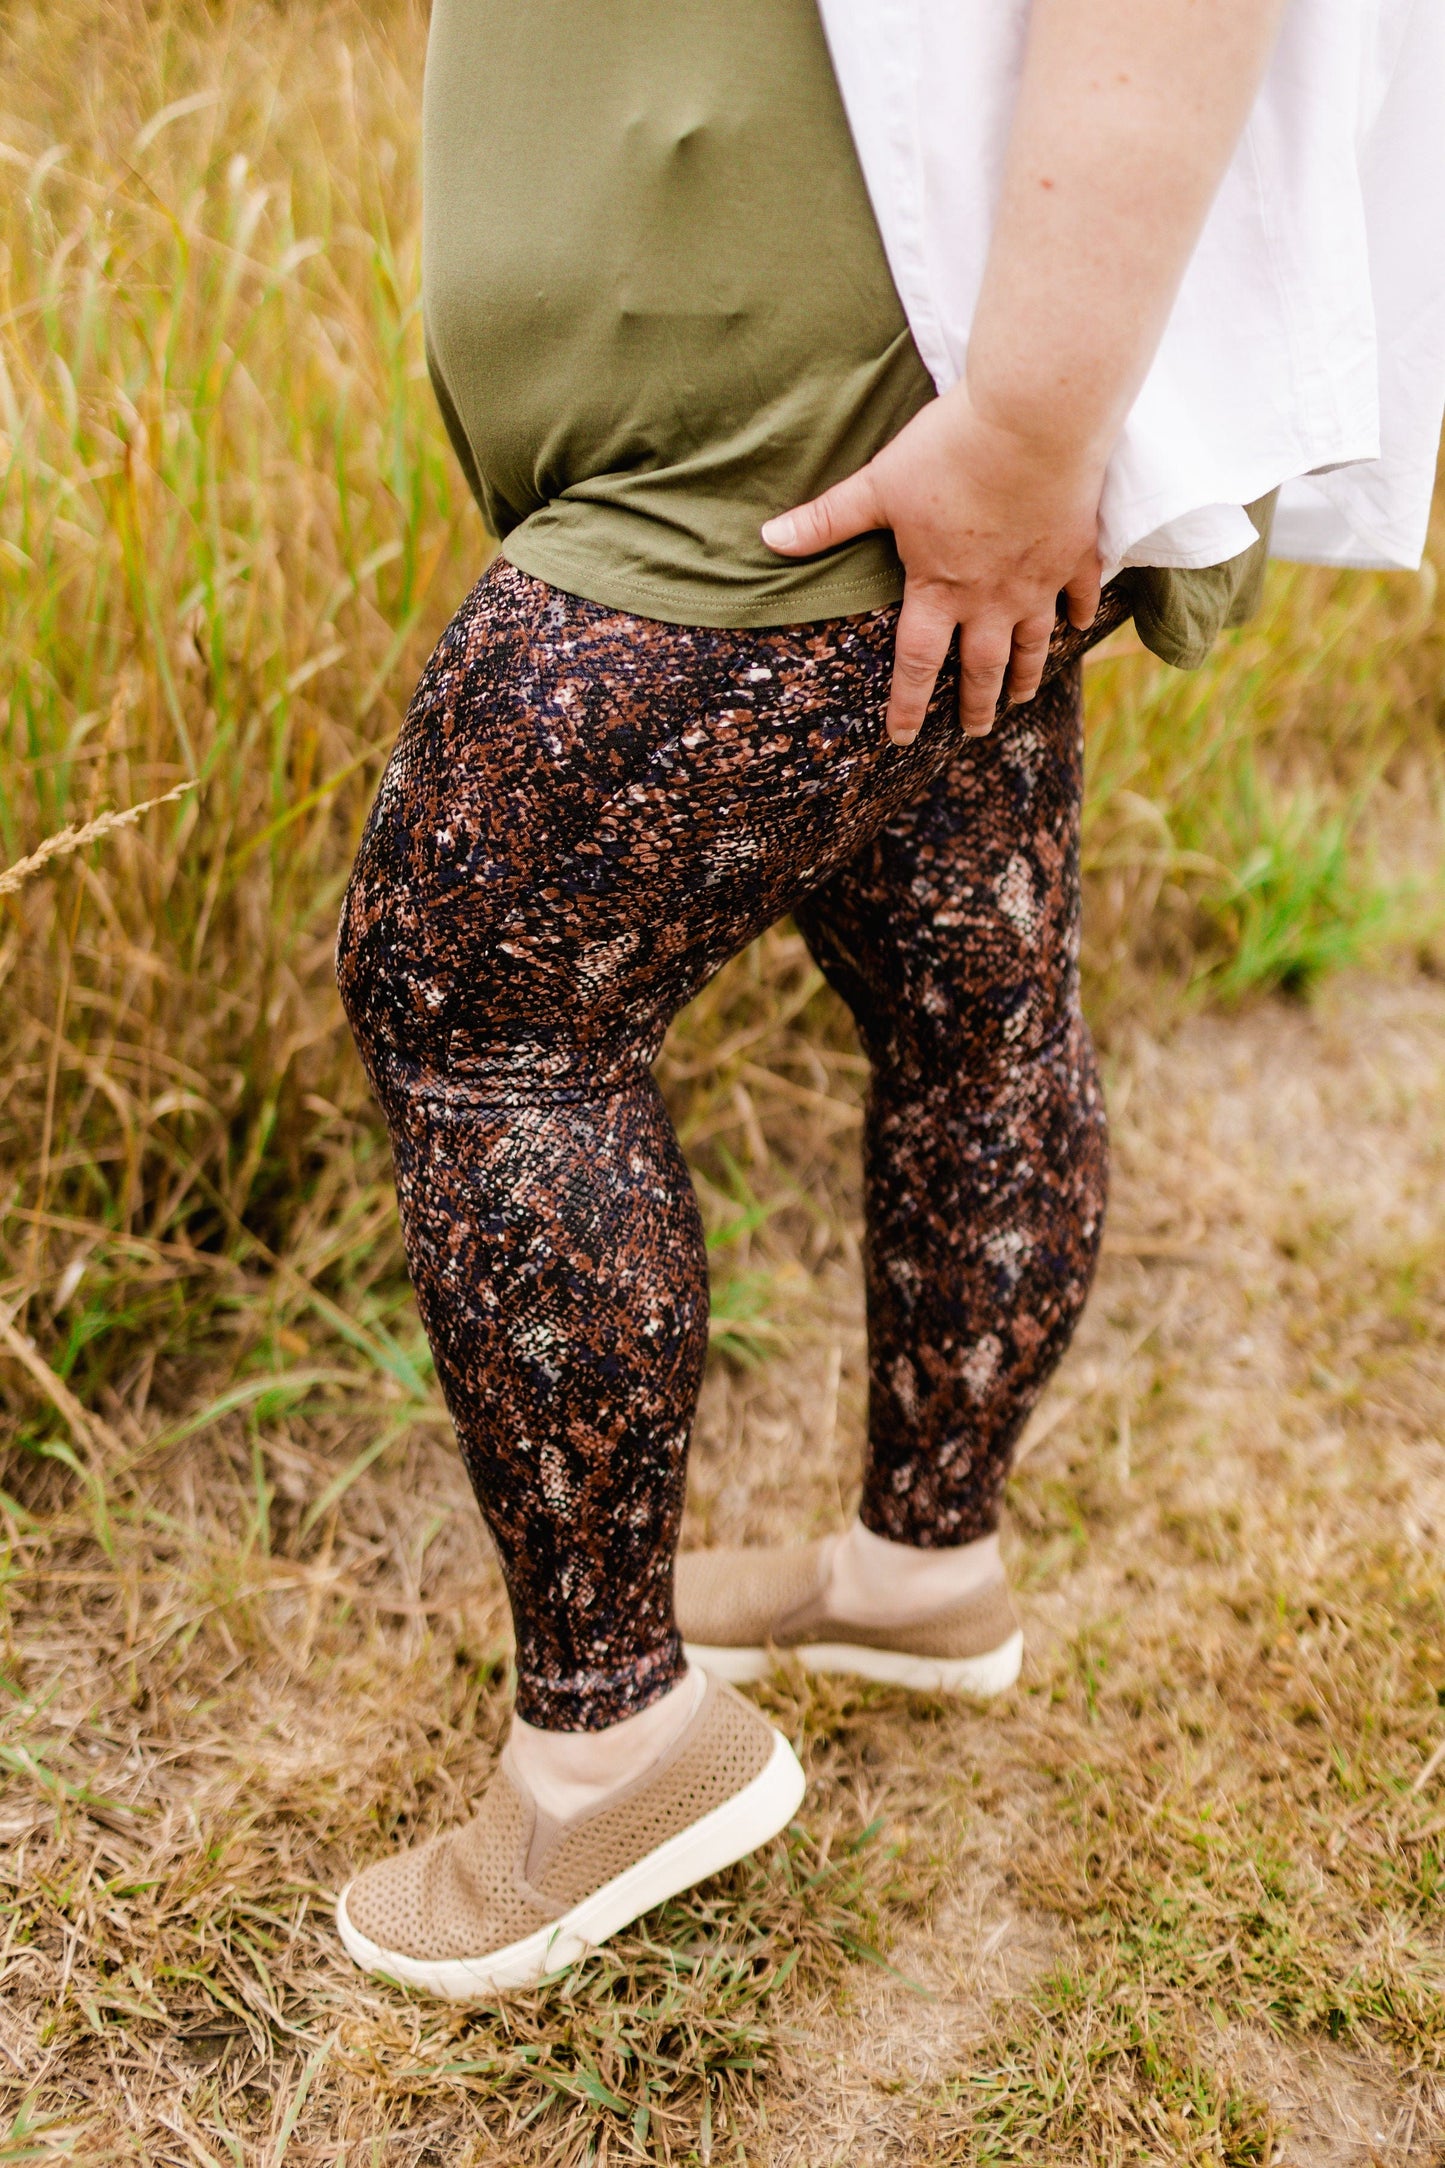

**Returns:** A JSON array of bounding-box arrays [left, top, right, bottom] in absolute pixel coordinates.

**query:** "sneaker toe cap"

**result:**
[[342, 1780, 552, 1965]]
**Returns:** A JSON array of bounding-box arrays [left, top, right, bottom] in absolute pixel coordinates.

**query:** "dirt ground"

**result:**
[[692, 965, 1445, 2163], [5, 965, 1445, 2164]]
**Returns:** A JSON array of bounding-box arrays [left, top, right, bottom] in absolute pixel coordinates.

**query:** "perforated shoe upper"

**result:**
[[529, 1677, 775, 1907], [676, 1540, 1018, 1660], [343, 1764, 558, 1963], [341, 1675, 781, 1967], [674, 1540, 833, 1647]]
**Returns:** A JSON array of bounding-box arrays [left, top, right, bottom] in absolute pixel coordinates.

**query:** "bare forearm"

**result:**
[[765, 0, 1292, 738], [968, 0, 1290, 459]]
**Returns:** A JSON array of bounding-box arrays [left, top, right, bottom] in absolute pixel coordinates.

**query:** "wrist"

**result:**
[[962, 358, 1117, 479]]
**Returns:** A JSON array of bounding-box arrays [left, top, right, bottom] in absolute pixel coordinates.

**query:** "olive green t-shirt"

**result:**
[[422, 0, 1269, 661], [423, 0, 932, 625]]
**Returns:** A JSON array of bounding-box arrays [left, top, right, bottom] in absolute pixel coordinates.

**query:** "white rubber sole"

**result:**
[[334, 1726, 806, 2003], [683, 1627, 1024, 1699]]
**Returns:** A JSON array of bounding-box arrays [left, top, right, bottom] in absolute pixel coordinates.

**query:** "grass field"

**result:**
[[2, 0, 1444, 2160]]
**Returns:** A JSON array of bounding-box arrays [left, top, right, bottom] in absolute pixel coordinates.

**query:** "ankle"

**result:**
[[507, 1664, 705, 1823], [824, 1520, 1002, 1628]]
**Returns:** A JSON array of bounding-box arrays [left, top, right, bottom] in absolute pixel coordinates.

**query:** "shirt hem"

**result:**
[[502, 535, 905, 630]]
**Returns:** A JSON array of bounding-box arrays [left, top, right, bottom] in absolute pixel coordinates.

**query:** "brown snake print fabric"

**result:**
[[337, 559, 1123, 1729]]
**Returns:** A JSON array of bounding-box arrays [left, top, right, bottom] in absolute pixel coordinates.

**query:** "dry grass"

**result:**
[[3, 0, 1445, 2160], [7, 972, 1445, 2165]]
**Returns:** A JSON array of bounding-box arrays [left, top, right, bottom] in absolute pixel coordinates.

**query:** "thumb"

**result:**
[[761, 462, 885, 558]]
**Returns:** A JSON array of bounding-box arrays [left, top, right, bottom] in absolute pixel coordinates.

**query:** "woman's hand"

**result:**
[[761, 382, 1103, 744], [764, 0, 1293, 749]]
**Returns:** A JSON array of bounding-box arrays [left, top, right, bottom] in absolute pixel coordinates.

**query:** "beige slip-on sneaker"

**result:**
[[677, 1540, 1024, 1697], [335, 1674, 805, 2001]]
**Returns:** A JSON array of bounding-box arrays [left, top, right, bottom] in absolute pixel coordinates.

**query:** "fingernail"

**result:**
[[760, 514, 797, 549], [964, 720, 993, 738], [889, 727, 919, 749]]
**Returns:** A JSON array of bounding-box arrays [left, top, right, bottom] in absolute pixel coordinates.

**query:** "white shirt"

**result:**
[[817, 0, 1445, 575]]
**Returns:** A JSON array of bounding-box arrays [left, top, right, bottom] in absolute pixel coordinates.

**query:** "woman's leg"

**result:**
[[794, 656, 1108, 1563], [336, 560, 966, 1738]]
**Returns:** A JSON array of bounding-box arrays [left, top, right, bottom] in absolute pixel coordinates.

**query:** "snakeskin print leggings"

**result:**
[[337, 559, 1118, 1729]]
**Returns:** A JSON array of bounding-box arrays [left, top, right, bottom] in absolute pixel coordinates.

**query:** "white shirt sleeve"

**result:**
[[818, 0, 1445, 573]]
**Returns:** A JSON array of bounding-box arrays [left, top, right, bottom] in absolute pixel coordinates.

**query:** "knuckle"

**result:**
[[896, 651, 940, 688], [962, 655, 1009, 685]]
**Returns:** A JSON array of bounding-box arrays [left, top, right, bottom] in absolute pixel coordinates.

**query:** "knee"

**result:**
[[874, 971, 1079, 1096]]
